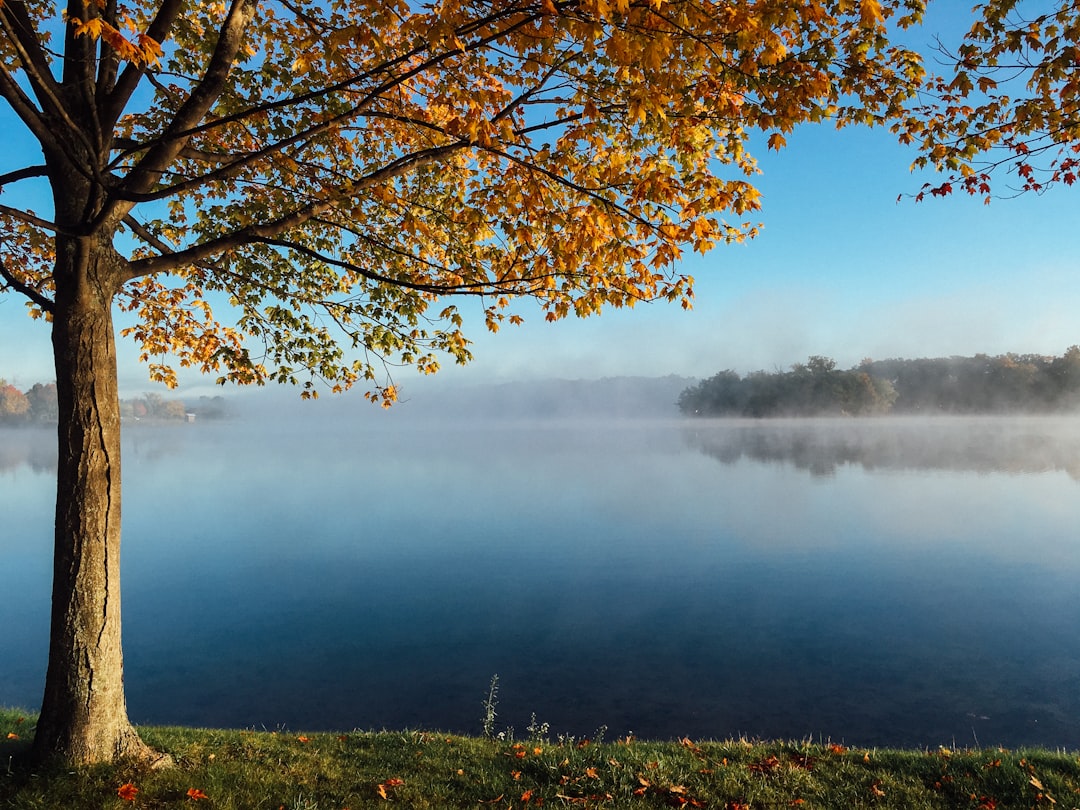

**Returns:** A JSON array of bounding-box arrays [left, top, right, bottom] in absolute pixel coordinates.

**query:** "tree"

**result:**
[[26, 382, 59, 422], [901, 1, 1080, 199], [0, 380, 31, 422], [0, 0, 926, 764]]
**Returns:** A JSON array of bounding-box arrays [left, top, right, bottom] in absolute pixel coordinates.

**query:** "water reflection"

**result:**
[[3, 416, 1079, 749], [683, 416, 1080, 478], [0, 426, 56, 474]]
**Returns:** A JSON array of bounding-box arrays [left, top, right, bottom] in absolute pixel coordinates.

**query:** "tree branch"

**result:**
[[0, 165, 49, 189], [123, 140, 465, 279], [107, 0, 545, 206], [112, 0, 256, 207], [99, 0, 186, 128], [0, 204, 57, 231], [0, 0, 63, 112], [0, 254, 55, 312]]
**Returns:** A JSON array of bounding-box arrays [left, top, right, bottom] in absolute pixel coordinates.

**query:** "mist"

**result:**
[[4, 397, 1080, 748]]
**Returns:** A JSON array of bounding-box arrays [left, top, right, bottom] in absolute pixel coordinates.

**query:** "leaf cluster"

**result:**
[[899, 1, 1080, 200]]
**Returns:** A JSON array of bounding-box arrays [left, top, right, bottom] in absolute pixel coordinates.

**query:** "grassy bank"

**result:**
[[2, 708, 1078, 809]]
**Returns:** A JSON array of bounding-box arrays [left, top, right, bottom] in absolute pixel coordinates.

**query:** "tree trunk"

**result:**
[[31, 236, 163, 766]]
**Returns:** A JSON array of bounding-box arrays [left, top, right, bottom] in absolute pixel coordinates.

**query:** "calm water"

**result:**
[[3, 413, 1080, 749]]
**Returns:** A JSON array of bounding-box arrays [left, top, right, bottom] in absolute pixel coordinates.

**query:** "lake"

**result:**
[[3, 410, 1080, 750]]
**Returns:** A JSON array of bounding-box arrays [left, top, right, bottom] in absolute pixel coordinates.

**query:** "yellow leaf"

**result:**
[[859, 0, 883, 28]]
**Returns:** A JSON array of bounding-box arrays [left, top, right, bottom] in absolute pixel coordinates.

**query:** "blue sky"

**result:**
[[3, 4, 1079, 396]]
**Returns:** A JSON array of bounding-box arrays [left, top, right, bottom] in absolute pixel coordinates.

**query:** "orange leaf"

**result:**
[[6, 733, 18, 740], [186, 788, 209, 800], [117, 783, 139, 802], [297, 735, 310, 743]]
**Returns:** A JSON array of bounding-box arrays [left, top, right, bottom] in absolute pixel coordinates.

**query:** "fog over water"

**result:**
[[3, 387, 1079, 749]]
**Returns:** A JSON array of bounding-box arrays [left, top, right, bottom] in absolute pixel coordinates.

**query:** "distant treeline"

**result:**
[[1, 378, 227, 424], [678, 349, 1080, 417]]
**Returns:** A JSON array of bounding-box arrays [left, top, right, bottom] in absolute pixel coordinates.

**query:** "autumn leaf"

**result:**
[[296, 736, 310, 743], [859, 0, 884, 28], [748, 755, 781, 773], [186, 788, 209, 800], [376, 777, 404, 799], [5, 733, 18, 740], [117, 783, 139, 802]]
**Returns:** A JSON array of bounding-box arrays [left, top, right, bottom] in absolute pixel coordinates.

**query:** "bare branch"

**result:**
[[0, 165, 48, 188]]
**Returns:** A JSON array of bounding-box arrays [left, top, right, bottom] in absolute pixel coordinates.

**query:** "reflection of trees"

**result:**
[[0, 427, 59, 474], [0, 424, 192, 474], [683, 417, 1080, 480]]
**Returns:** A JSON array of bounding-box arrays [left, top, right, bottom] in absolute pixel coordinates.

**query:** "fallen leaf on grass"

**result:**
[[748, 755, 781, 773], [376, 778, 404, 800], [6, 733, 18, 740], [117, 783, 139, 802], [186, 788, 208, 800]]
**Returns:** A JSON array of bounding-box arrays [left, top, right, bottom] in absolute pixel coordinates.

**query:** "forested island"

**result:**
[[678, 349, 1080, 417]]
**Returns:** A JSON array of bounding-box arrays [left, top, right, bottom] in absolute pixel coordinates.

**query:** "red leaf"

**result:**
[[117, 783, 139, 802], [186, 788, 209, 800]]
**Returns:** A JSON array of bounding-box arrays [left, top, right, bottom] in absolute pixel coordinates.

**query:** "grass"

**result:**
[[2, 708, 1079, 809]]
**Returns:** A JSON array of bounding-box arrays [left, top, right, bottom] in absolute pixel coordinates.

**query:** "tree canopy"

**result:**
[[1, 0, 925, 402]]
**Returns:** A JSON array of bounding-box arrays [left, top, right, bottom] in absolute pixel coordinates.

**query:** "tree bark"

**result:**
[[31, 235, 163, 766]]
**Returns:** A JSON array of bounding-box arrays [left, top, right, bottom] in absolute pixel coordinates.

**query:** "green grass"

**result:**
[[2, 708, 1078, 809]]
